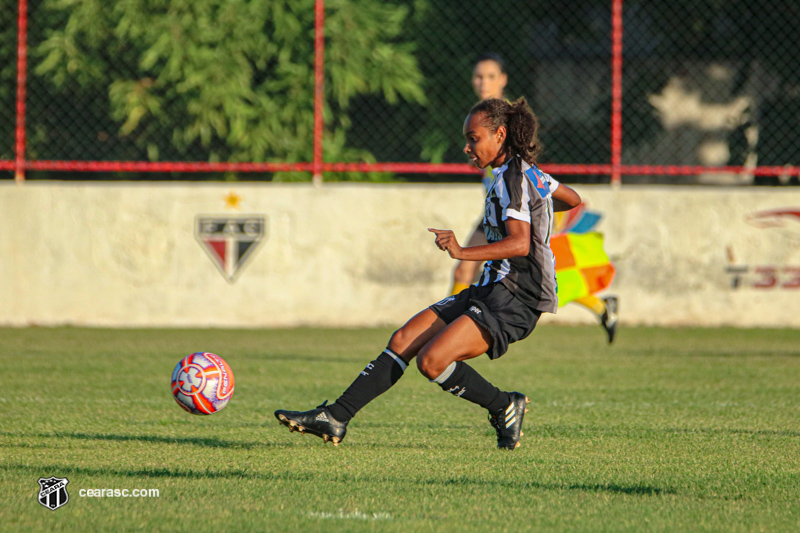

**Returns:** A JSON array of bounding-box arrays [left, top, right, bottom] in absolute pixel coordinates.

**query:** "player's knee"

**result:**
[[415, 352, 434, 379], [416, 350, 447, 380], [388, 326, 414, 357]]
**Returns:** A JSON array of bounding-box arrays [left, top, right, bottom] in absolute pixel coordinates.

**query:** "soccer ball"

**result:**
[[171, 352, 235, 415]]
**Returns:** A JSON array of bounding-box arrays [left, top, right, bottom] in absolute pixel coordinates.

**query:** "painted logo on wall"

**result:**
[[744, 208, 800, 231], [725, 207, 800, 290], [195, 216, 267, 283]]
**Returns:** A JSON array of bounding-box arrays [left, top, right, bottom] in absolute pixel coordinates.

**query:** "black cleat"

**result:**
[[600, 296, 619, 344], [274, 400, 348, 446], [489, 392, 530, 450]]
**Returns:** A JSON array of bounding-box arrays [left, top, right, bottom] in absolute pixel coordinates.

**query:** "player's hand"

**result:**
[[428, 228, 463, 259]]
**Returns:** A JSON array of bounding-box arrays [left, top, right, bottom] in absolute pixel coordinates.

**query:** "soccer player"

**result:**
[[450, 53, 619, 344], [275, 97, 581, 450], [449, 53, 508, 297]]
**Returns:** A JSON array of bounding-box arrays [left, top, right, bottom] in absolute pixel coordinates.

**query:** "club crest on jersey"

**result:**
[[195, 216, 267, 283], [38, 477, 69, 511]]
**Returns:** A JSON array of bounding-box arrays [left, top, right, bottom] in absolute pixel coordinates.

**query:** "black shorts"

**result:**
[[429, 283, 541, 360]]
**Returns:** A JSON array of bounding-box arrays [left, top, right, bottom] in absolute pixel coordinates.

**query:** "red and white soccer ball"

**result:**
[[171, 352, 235, 415]]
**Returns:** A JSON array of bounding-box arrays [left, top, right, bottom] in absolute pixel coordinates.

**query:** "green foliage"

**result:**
[[31, 0, 426, 178], [0, 3, 17, 161]]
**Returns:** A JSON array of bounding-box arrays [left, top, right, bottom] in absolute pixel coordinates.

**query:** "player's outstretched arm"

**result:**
[[552, 183, 581, 212], [429, 219, 530, 261]]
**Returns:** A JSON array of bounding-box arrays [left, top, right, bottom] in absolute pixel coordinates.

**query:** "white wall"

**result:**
[[2, 182, 798, 328]]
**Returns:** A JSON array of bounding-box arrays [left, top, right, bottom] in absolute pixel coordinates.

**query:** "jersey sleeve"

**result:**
[[548, 176, 560, 193], [499, 165, 532, 224]]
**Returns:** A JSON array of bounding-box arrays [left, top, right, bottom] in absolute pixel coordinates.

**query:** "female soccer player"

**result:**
[[275, 97, 581, 450], [450, 53, 619, 344], [449, 53, 508, 296]]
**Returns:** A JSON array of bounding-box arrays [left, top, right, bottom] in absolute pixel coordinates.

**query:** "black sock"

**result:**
[[327, 349, 407, 423], [434, 361, 510, 413]]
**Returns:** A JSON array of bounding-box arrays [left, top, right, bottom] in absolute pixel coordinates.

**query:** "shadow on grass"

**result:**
[[611, 347, 800, 359], [664, 427, 800, 438], [534, 425, 800, 439], [1, 429, 463, 451], [0, 430, 282, 450], [431, 475, 674, 495], [1, 428, 486, 451], [567, 483, 671, 495], [0, 463, 272, 480], [260, 353, 359, 365], [0, 463, 674, 496]]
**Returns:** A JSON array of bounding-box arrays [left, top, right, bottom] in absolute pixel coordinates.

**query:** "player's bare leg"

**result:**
[[417, 315, 530, 450], [387, 308, 447, 363], [416, 314, 491, 377]]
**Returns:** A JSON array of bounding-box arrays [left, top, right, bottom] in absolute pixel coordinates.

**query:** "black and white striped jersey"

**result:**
[[478, 155, 559, 313]]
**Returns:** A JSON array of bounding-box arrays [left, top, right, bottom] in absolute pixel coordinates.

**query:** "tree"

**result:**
[[0, 4, 18, 163], [32, 0, 426, 180]]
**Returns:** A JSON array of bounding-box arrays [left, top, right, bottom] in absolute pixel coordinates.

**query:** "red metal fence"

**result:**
[[4, 0, 800, 184]]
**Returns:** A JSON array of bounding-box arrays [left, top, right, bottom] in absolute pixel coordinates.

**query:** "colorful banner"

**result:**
[[552, 233, 616, 306], [550, 202, 616, 306]]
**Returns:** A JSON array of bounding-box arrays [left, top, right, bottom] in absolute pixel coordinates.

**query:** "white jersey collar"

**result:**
[[491, 162, 509, 176]]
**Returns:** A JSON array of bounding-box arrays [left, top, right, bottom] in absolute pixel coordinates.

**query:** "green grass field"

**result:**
[[2, 325, 799, 532]]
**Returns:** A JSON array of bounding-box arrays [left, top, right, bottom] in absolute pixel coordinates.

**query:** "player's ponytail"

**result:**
[[468, 96, 542, 165], [505, 97, 541, 165]]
